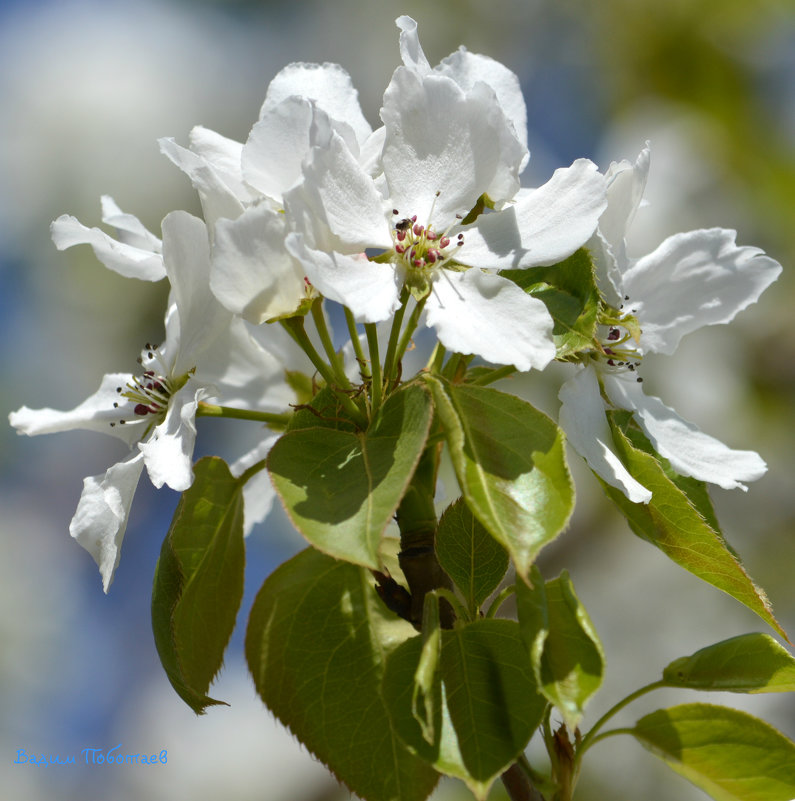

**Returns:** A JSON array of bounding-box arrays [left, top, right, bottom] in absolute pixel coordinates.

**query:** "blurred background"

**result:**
[[1, 0, 794, 799]]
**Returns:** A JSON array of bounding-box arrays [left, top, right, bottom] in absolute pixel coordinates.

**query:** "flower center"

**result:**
[[108, 344, 190, 429], [595, 316, 644, 383], [389, 201, 464, 297]]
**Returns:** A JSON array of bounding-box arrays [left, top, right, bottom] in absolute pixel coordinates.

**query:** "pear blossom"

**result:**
[[283, 17, 607, 372], [10, 211, 292, 590], [158, 61, 379, 324], [559, 146, 782, 502]]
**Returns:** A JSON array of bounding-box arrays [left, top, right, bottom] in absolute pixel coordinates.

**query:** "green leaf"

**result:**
[[268, 384, 433, 569], [501, 247, 601, 359], [602, 412, 788, 641], [425, 376, 574, 580], [632, 703, 795, 801], [435, 498, 509, 616], [246, 547, 437, 801], [516, 569, 604, 730], [383, 619, 546, 800], [662, 634, 795, 693], [151, 456, 245, 714]]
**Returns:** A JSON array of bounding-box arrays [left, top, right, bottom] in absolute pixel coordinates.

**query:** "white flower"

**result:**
[[559, 146, 782, 502], [10, 211, 289, 590], [284, 18, 607, 372], [158, 61, 377, 324]]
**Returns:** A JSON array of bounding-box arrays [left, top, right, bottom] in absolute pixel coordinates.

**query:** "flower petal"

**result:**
[[598, 146, 650, 281], [289, 129, 390, 251], [622, 228, 783, 355], [188, 125, 258, 204], [161, 210, 231, 373], [285, 233, 401, 323], [395, 15, 432, 74], [50, 214, 165, 281], [437, 48, 528, 166], [100, 195, 163, 252], [9, 372, 144, 445], [243, 97, 330, 202], [138, 383, 208, 492], [211, 203, 306, 324], [603, 373, 767, 490], [459, 159, 607, 269], [199, 316, 298, 413], [558, 367, 652, 503], [158, 137, 244, 228], [424, 268, 555, 371], [69, 451, 146, 593], [261, 61, 372, 148], [230, 433, 280, 536], [381, 67, 524, 222]]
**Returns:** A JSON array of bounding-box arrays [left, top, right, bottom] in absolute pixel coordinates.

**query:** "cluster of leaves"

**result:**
[[150, 248, 795, 801]]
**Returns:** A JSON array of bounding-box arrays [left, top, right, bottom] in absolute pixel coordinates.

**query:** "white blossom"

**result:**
[[559, 146, 782, 502], [284, 17, 607, 372], [10, 211, 289, 590]]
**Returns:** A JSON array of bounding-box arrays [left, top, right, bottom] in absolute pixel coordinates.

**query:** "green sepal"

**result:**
[[631, 703, 795, 801], [516, 568, 604, 730], [602, 411, 788, 642], [662, 633, 795, 693], [151, 456, 245, 714], [435, 497, 509, 617], [382, 618, 546, 800], [268, 383, 433, 569], [424, 375, 574, 580], [501, 247, 601, 359], [246, 547, 437, 801]]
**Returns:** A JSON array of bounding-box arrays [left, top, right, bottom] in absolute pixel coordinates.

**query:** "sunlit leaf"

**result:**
[[246, 547, 436, 801], [662, 633, 795, 693], [602, 411, 787, 641], [632, 703, 795, 801], [516, 569, 604, 730], [268, 384, 432, 568], [383, 618, 546, 800], [435, 498, 509, 616], [151, 456, 245, 714], [425, 376, 573, 580], [501, 247, 601, 359]]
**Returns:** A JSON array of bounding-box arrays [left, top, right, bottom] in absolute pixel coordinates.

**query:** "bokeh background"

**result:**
[[2, 1, 794, 799]]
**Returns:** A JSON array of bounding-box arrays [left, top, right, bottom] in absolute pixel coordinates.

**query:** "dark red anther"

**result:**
[[440, 237, 450, 248], [413, 223, 423, 236], [134, 404, 150, 416], [607, 328, 620, 341], [396, 229, 406, 241], [607, 359, 615, 366]]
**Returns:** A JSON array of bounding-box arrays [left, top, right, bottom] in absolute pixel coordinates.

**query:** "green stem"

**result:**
[[382, 286, 410, 391], [364, 322, 383, 416], [237, 456, 269, 486], [424, 341, 444, 374], [578, 727, 635, 750], [197, 403, 291, 427], [470, 364, 517, 386], [344, 308, 370, 380], [311, 300, 352, 390], [280, 315, 367, 428], [576, 680, 665, 764], [484, 584, 516, 618], [393, 293, 427, 370]]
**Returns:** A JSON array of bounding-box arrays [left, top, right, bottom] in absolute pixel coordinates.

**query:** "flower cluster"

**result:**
[[9, 16, 781, 592]]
